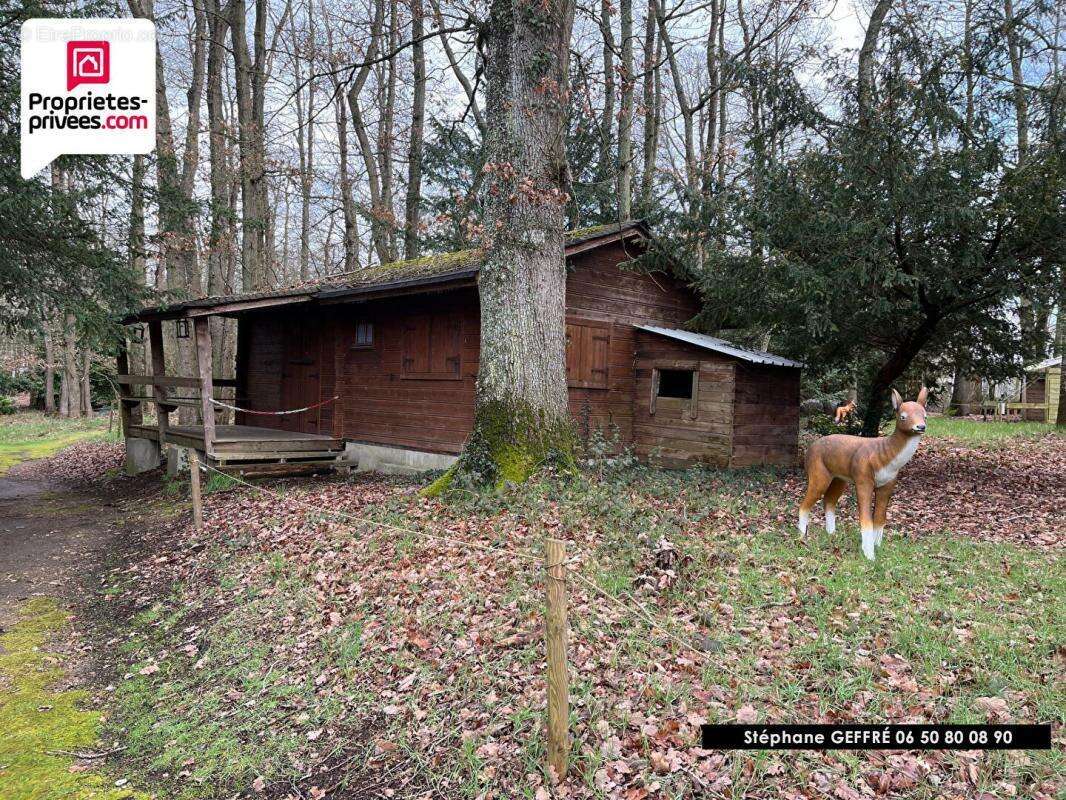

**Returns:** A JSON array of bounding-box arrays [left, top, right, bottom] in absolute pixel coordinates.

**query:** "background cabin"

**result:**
[[1015, 356, 1061, 423], [120, 223, 802, 475]]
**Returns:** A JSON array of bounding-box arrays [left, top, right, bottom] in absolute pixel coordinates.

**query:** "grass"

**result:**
[[97, 431, 1064, 797], [926, 415, 1062, 443], [0, 411, 112, 475], [112, 551, 351, 799], [0, 597, 149, 800]]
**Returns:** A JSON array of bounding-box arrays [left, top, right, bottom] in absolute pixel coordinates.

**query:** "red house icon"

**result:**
[[67, 41, 110, 91]]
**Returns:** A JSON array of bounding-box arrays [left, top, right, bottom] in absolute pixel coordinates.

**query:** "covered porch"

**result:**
[[118, 298, 346, 477]]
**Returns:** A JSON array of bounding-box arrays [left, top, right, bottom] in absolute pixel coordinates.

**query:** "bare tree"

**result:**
[[640, 0, 660, 209], [347, 0, 391, 264], [598, 0, 616, 212], [404, 0, 427, 259], [616, 0, 635, 218], [294, 0, 317, 281]]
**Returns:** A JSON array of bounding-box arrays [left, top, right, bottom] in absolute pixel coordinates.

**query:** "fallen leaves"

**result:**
[[736, 704, 758, 724], [31, 430, 1063, 800], [973, 696, 1011, 723]]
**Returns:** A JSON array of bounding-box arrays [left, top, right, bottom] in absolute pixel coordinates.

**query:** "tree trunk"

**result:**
[[640, 0, 659, 210], [598, 0, 616, 216], [62, 313, 81, 419], [346, 0, 389, 264], [205, 0, 234, 382], [378, 1, 399, 262], [1003, 0, 1029, 160], [295, 0, 315, 281], [129, 153, 148, 373], [335, 82, 360, 271], [230, 0, 269, 290], [81, 348, 92, 415], [616, 0, 634, 219], [428, 0, 577, 494], [404, 0, 426, 259], [1057, 268, 1066, 427], [655, 0, 698, 201], [43, 323, 55, 413], [860, 315, 939, 436], [950, 372, 981, 416], [857, 0, 893, 127]]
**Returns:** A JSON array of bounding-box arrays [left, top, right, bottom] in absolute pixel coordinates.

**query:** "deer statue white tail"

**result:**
[[798, 387, 928, 560]]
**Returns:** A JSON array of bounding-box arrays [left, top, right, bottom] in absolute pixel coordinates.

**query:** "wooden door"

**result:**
[[280, 323, 322, 434]]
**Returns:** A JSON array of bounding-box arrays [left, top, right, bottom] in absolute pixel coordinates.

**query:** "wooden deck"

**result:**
[[127, 423, 346, 475]]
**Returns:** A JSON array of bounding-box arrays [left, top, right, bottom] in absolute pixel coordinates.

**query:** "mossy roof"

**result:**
[[126, 222, 645, 321]]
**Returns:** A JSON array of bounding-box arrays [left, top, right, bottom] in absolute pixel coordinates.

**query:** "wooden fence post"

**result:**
[[189, 448, 203, 533], [545, 537, 569, 780]]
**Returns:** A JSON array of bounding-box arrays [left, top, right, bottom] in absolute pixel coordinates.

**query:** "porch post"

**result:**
[[193, 316, 216, 455], [147, 319, 169, 440], [115, 336, 142, 436]]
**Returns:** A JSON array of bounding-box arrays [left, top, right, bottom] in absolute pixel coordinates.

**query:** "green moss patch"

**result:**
[[0, 412, 109, 476], [423, 397, 576, 495], [0, 597, 146, 799]]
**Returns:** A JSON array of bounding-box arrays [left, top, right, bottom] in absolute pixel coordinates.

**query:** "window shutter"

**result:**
[[402, 318, 430, 375], [565, 319, 610, 389], [402, 313, 462, 380]]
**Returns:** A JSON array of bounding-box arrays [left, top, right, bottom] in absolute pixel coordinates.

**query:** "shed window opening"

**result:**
[[657, 369, 695, 399], [353, 322, 374, 349]]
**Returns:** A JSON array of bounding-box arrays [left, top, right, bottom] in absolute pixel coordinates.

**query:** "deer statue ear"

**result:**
[[890, 388, 903, 411], [916, 386, 928, 407]]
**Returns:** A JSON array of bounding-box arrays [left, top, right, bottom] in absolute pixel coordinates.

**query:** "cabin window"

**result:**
[[657, 369, 695, 399], [352, 322, 374, 349], [566, 320, 610, 389], [402, 313, 462, 380], [650, 366, 699, 419]]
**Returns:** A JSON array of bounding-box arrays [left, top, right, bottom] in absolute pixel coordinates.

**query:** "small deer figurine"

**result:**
[[798, 387, 928, 560], [834, 399, 856, 425]]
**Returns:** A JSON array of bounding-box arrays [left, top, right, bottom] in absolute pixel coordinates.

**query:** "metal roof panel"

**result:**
[[636, 325, 804, 368]]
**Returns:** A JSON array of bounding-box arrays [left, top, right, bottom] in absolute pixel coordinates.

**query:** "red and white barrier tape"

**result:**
[[209, 395, 340, 416]]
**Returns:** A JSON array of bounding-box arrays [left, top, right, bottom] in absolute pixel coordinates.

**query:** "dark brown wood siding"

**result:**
[[234, 242, 808, 467], [565, 241, 699, 447], [332, 293, 479, 453], [1023, 376, 1046, 422], [633, 332, 735, 467], [730, 363, 801, 466], [237, 314, 284, 430]]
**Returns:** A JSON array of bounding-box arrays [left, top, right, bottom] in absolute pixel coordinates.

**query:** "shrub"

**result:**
[[0, 396, 16, 415], [805, 411, 863, 436]]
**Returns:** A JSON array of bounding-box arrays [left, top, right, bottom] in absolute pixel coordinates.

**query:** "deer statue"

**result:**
[[798, 387, 928, 560], [834, 399, 857, 425]]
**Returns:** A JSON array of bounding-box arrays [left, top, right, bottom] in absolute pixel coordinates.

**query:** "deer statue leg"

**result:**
[[873, 480, 896, 549], [822, 478, 847, 535], [798, 463, 832, 536], [855, 478, 876, 560]]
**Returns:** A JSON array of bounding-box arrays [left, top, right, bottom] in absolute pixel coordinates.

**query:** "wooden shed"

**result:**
[[633, 327, 803, 467], [119, 222, 803, 475], [1017, 356, 1061, 423]]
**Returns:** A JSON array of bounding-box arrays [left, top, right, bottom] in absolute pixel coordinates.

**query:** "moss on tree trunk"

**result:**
[[424, 399, 576, 496]]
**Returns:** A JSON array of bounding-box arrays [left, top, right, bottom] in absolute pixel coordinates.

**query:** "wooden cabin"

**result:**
[[1015, 356, 1061, 423], [120, 223, 802, 475]]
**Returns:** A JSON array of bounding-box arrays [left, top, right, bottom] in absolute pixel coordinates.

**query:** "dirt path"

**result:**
[[0, 466, 128, 623]]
